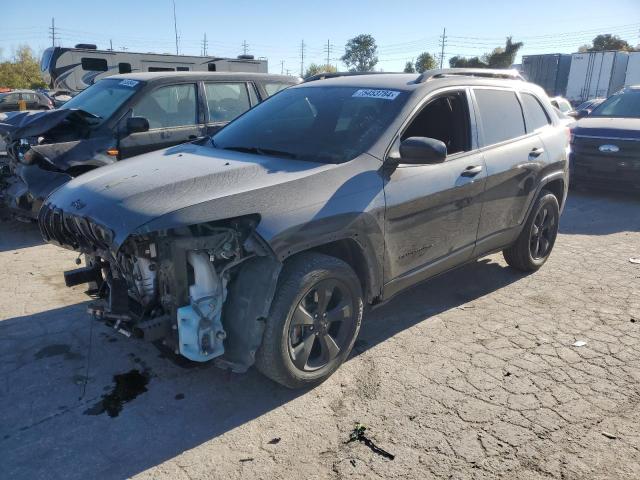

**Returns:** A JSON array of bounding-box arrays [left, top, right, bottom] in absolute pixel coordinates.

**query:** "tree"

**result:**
[[484, 37, 523, 68], [304, 63, 337, 78], [415, 52, 437, 73], [341, 34, 378, 72], [0, 45, 46, 89], [588, 34, 633, 52], [449, 37, 523, 69], [403, 61, 415, 73], [449, 55, 485, 68]]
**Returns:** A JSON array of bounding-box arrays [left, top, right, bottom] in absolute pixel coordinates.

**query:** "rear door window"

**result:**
[[81, 58, 108, 71], [133, 83, 197, 129], [204, 82, 251, 123], [474, 89, 526, 146], [521, 93, 551, 131]]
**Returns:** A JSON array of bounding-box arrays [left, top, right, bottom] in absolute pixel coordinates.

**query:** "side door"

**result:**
[[471, 87, 549, 254], [118, 82, 204, 159], [203, 81, 253, 135], [382, 88, 487, 297]]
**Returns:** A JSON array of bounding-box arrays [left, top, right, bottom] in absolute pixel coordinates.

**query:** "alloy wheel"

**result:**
[[287, 278, 356, 372], [529, 204, 557, 259]]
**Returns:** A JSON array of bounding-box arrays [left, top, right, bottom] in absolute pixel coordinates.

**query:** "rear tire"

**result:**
[[503, 190, 560, 272], [255, 253, 363, 389]]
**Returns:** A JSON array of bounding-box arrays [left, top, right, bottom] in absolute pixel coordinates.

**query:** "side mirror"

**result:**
[[399, 137, 447, 164], [574, 109, 589, 119], [126, 116, 149, 134]]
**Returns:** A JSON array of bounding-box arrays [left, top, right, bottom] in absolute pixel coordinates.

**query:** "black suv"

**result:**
[[570, 86, 640, 190], [39, 69, 569, 388], [0, 72, 299, 218]]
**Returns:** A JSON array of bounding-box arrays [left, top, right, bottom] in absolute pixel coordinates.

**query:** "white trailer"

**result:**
[[624, 52, 640, 87], [565, 51, 629, 103], [40, 45, 268, 93]]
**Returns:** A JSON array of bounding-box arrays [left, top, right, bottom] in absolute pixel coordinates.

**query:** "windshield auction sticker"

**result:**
[[119, 79, 139, 88], [352, 89, 400, 100]]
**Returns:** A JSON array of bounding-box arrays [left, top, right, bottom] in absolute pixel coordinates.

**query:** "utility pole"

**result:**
[[300, 40, 305, 77], [201, 33, 208, 56], [439, 28, 447, 69], [109, 39, 113, 51], [242, 40, 249, 55], [280, 60, 284, 75], [324, 39, 333, 68], [49, 17, 57, 47], [172, 0, 179, 55]]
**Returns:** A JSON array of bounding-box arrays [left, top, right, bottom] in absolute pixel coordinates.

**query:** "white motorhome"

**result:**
[[40, 45, 268, 93], [565, 51, 629, 103]]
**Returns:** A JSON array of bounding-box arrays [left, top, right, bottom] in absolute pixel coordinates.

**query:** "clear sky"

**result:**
[[1, 0, 639, 74]]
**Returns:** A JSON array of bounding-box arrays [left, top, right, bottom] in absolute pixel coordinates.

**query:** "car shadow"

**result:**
[[560, 189, 640, 235], [0, 256, 525, 480], [0, 213, 43, 252]]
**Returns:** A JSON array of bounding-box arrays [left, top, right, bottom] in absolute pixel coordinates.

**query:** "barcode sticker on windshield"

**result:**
[[352, 89, 400, 100], [119, 79, 139, 87]]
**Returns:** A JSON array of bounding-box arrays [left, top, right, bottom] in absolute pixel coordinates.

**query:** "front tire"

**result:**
[[255, 253, 363, 389], [503, 190, 560, 272]]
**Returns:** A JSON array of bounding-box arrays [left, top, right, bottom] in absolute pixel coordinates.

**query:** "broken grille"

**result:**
[[39, 203, 113, 252]]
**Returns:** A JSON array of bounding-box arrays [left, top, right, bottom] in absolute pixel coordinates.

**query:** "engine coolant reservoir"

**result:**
[[177, 251, 227, 362]]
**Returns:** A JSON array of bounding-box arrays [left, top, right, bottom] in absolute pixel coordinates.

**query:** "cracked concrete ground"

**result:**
[[1, 190, 639, 480]]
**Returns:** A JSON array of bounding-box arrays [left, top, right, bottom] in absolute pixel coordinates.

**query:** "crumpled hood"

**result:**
[[0, 108, 97, 142], [573, 117, 640, 139], [45, 143, 337, 246]]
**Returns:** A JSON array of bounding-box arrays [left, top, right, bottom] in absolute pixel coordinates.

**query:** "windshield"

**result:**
[[212, 86, 407, 163], [591, 89, 640, 118], [61, 78, 143, 120]]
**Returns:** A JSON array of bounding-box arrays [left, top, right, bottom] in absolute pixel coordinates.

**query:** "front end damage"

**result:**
[[0, 109, 103, 218], [39, 205, 281, 371]]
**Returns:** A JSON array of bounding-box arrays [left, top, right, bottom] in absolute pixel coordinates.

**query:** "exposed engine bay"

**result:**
[[44, 213, 282, 371]]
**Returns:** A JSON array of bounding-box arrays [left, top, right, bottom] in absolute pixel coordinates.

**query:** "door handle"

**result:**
[[188, 135, 198, 140], [529, 147, 545, 158], [461, 165, 483, 177]]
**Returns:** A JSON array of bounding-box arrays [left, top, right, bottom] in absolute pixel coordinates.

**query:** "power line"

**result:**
[[242, 40, 249, 55], [324, 39, 334, 67]]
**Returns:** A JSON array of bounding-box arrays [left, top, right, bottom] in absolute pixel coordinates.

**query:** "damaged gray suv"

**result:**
[[39, 69, 569, 388]]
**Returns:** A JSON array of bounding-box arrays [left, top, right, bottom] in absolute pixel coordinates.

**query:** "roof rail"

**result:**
[[303, 71, 404, 83], [416, 68, 524, 83]]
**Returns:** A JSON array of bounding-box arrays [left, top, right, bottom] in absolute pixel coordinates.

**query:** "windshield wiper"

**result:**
[[221, 146, 298, 159]]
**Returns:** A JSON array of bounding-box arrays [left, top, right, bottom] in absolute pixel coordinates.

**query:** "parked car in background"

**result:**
[[570, 85, 640, 190], [0, 72, 300, 218], [0, 90, 53, 112], [568, 97, 605, 118], [549, 96, 572, 114], [40, 69, 569, 388]]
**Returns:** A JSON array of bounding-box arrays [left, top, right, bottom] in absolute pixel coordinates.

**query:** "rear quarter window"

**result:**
[[263, 82, 290, 97], [474, 89, 526, 146], [521, 93, 551, 131]]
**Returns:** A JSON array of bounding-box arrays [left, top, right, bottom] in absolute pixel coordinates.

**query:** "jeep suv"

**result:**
[[39, 69, 569, 388]]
